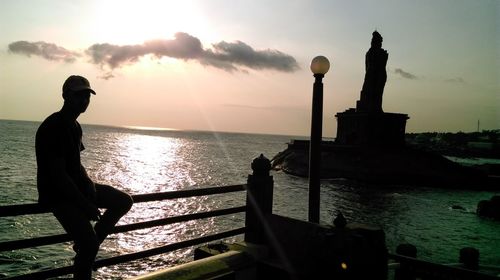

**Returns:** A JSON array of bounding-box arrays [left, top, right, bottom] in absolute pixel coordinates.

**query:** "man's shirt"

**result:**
[[35, 111, 89, 205]]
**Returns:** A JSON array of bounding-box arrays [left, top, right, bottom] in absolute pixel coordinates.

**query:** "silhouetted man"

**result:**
[[35, 75, 133, 279]]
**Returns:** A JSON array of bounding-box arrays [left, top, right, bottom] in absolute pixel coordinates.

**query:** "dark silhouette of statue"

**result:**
[[356, 31, 388, 113]]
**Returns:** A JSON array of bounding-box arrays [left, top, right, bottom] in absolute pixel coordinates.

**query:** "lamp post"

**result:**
[[308, 55, 330, 223]]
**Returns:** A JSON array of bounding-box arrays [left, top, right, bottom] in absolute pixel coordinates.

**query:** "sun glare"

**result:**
[[92, 0, 208, 46]]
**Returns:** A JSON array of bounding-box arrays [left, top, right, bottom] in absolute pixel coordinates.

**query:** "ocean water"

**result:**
[[0, 119, 499, 279]]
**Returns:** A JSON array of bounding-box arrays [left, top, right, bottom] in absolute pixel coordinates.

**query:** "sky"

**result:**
[[0, 0, 498, 137]]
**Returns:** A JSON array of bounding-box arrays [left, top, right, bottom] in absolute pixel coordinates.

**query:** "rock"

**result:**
[[271, 141, 492, 189], [459, 247, 480, 270], [477, 196, 500, 220]]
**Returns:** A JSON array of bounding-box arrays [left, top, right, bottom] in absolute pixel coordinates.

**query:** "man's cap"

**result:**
[[62, 75, 96, 98]]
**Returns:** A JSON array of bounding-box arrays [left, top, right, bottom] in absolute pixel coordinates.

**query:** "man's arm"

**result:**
[[48, 157, 101, 220], [80, 164, 97, 201]]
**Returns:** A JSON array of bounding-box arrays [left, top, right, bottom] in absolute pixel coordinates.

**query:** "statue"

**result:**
[[356, 31, 388, 113]]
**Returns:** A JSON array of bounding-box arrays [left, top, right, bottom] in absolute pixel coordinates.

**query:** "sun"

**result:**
[[91, 0, 209, 46]]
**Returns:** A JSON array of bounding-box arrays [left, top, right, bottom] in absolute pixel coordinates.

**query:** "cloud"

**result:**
[[394, 68, 418, 79], [86, 33, 299, 72], [86, 33, 205, 68], [98, 72, 115, 80], [85, 32, 299, 72], [8, 41, 80, 62], [203, 41, 299, 72], [7, 33, 299, 75], [392, 68, 466, 84]]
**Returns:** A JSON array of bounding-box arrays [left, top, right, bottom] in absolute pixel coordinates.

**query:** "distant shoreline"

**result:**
[[0, 118, 306, 138]]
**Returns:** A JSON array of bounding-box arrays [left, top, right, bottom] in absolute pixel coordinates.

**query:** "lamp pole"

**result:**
[[308, 56, 330, 223]]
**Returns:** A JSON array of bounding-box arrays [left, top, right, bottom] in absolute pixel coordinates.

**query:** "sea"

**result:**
[[0, 119, 499, 279]]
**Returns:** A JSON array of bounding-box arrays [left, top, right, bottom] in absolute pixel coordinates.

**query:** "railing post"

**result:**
[[245, 154, 274, 244], [459, 247, 479, 270], [394, 243, 417, 280]]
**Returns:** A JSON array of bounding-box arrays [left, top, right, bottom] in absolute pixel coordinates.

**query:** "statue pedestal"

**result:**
[[335, 109, 409, 147]]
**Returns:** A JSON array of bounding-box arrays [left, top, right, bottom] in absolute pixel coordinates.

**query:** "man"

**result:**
[[35, 75, 133, 279]]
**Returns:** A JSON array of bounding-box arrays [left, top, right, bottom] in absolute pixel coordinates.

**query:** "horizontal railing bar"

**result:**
[[114, 206, 246, 234], [0, 203, 46, 217], [131, 184, 246, 203], [0, 206, 246, 252], [0, 184, 246, 217], [3, 227, 246, 280], [388, 253, 498, 280], [0, 233, 70, 252], [3, 265, 73, 280]]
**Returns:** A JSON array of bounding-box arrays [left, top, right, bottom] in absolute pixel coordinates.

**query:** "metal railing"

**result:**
[[0, 184, 247, 280]]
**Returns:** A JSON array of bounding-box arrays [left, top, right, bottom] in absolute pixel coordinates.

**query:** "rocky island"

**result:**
[[271, 31, 494, 189]]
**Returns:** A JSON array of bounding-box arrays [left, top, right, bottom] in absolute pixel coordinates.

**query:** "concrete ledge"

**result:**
[[129, 250, 256, 280]]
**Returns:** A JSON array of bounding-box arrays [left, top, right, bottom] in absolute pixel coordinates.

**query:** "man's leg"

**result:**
[[93, 184, 133, 244], [53, 204, 99, 280]]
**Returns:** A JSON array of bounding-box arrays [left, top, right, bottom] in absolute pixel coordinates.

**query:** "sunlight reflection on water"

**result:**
[[88, 133, 191, 193], [82, 131, 249, 278]]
